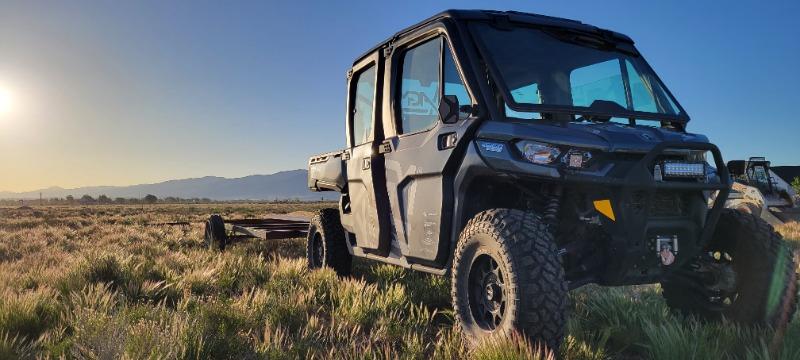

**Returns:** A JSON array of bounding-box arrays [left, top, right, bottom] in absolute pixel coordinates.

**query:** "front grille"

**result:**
[[631, 191, 646, 215], [630, 191, 687, 217]]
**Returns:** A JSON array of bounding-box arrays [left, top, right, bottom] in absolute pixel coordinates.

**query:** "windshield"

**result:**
[[749, 165, 770, 189], [471, 23, 685, 122]]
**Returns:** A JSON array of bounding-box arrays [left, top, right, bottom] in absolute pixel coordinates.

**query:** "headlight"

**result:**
[[516, 141, 560, 164]]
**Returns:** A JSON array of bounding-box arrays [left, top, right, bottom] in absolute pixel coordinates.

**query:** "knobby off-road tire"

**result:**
[[662, 209, 798, 330], [204, 214, 227, 251], [306, 208, 352, 276], [451, 208, 568, 352]]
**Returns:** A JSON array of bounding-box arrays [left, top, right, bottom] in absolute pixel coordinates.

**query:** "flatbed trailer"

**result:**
[[203, 214, 309, 250]]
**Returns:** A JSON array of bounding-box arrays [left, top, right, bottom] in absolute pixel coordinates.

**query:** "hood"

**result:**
[[477, 120, 710, 153]]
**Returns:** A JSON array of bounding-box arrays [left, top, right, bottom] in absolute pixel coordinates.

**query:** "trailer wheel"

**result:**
[[204, 214, 228, 251], [451, 209, 567, 352], [307, 208, 351, 276], [662, 209, 798, 330]]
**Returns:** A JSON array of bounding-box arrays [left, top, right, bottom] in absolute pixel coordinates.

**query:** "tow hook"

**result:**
[[656, 235, 679, 266]]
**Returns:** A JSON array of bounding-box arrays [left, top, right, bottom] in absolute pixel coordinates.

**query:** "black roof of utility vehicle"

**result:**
[[354, 9, 634, 65]]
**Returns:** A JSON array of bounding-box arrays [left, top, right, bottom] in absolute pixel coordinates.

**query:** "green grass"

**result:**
[[0, 204, 797, 359]]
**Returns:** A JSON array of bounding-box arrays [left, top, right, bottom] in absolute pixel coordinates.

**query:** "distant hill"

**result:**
[[0, 169, 332, 201], [773, 166, 800, 183]]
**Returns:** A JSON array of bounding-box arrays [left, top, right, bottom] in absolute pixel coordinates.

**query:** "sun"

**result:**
[[0, 88, 11, 115]]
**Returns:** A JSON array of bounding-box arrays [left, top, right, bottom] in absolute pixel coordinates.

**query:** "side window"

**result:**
[[625, 60, 679, 114], [443, 43, 472, 120], [399, 38, 441, 134], [351, 65, 376, 146], [625, 60, 657, 113]]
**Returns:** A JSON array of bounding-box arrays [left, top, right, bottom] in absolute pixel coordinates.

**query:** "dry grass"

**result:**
[[777, 222, 800, 250], [0, 204, 797, 359]]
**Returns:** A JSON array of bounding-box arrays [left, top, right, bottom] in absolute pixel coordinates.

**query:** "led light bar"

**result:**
[[662, 161, 705, 178]]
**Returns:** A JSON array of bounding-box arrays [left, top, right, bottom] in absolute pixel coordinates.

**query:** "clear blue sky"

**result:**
[[0, 0, 798, 191]]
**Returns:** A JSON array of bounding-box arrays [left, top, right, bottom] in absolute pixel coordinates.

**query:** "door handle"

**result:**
[[362, 157, 371, 170], [439, 132, 458, 150]]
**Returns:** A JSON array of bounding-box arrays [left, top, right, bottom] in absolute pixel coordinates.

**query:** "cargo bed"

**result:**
[[308, 150, 346, 192]]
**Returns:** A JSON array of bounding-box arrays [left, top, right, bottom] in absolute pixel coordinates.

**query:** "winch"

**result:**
[[656, 235, 679, 266]]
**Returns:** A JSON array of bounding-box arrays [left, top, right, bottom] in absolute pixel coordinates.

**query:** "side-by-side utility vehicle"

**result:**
[[306, 10, 798, 349], [723, 157, 800, 227]]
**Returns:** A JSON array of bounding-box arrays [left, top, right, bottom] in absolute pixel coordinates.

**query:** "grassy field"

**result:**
[[0, 204, 797, 359]]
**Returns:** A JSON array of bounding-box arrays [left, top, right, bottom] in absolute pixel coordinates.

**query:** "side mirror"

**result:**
[[438, 95, 459, 124]]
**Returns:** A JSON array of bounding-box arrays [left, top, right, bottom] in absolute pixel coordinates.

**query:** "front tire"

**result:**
[[306, 208, 352, 276], [662, 209, 798, 329], [451, 209, 567, 351]]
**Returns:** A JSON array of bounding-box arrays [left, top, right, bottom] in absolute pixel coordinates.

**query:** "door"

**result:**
[[382, 35, 475, 262], [341, 54, 391, 254]]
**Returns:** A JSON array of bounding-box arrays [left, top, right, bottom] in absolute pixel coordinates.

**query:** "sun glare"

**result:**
[[0, 88, 11, 115]]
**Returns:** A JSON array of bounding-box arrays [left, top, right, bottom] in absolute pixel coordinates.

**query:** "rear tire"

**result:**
[[204, 214, 227, 251], [306, 208, 351, 276], [662, 209, 798, 329], [451, 209, 567, 352]]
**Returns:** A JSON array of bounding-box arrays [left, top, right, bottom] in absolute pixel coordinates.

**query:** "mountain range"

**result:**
[[0, 169, 330, 201], [4, 166, 797, 202]]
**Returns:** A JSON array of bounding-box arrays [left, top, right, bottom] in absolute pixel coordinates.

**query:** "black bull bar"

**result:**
[[562, 142, 732, 284]]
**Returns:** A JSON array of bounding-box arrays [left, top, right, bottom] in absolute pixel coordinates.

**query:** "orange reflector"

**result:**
[[593, 200, 616, 221]]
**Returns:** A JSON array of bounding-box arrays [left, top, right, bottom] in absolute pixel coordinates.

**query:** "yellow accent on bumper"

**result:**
[[593, 199, 616, 221]]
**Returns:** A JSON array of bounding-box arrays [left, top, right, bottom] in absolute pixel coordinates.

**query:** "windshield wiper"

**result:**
[[568, 100, 627, 123]]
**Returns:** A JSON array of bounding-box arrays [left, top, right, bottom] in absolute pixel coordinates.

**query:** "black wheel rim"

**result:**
[[311, 232, 324, 268], [468, 254, 507, 330], [699, 250, 739, 308], [674, 250, 739, 310]]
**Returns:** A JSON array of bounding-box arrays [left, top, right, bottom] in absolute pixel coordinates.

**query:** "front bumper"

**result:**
[[571, 142, 731, 284], [479, 140, 732, 285]]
